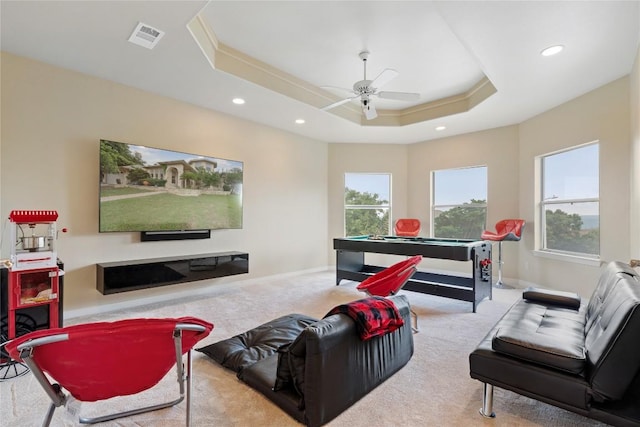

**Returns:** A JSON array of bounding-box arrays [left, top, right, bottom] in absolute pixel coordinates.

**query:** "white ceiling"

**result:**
[[1, 1, 639, 144]]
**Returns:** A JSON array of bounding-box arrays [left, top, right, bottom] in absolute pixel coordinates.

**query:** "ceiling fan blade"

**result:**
[[363, 101, 377, 120], [377, 91, 420, 101], [321, 95, 358, 111], [320, 85, 356, 96], [370, 68, 398, 90]]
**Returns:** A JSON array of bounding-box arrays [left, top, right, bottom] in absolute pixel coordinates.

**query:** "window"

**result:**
[[539, 142, 599, 257], [432, 166, 487, 239], [344, 173, 391, 236]]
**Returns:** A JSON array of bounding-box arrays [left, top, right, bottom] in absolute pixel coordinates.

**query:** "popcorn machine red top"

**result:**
[[5, 210, 61, 340], [9, 210, 59, 271]]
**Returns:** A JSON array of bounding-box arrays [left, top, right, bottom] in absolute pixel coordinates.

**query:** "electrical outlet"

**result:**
[[630, 259, 640, 268]]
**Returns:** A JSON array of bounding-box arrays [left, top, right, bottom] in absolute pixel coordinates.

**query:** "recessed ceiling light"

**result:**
[[232, 98, 245, 105], [435, 126, 446, 131], [295, 119, 305, 124], [541, 45, 564, 57]]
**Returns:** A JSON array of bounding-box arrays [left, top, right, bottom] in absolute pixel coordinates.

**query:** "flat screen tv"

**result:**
[[99, 139, 243, 236]]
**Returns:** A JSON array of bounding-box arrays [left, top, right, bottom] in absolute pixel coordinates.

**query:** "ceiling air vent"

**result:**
[[128, 22, 165, 50]]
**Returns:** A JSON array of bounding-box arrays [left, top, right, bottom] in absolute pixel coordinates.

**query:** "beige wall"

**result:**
[[631, 44, 640, 258], [407, 126, 520, 276], [0, 52, 329, 316], [328, 127, 520, 277], [328, 126, 518, 278], [518, 77, 631, 296], [327, 143, 409, 264]]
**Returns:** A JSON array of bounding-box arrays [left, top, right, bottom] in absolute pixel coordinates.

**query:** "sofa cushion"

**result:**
[[491, 300, 587, 374], [493, 326, 586, 374], [197, 313, 317, 373]]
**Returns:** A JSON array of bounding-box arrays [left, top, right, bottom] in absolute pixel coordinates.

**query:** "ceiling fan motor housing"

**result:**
[[353, 80, 374, 94]]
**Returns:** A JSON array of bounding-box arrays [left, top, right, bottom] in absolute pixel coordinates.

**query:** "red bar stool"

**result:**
[[481, 219, 525, 289], [394, 218, 421, 237]]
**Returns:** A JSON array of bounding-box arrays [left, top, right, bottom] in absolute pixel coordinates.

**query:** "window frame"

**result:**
[[431, 165, 488, 239], [344, 172, 392, 237], [537, 141, 600, 260]]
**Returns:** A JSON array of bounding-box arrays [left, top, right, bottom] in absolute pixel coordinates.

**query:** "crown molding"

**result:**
[[188, 14, 496, 127]]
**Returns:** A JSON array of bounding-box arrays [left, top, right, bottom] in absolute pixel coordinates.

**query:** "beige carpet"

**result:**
[[1, 270, 608, 426]]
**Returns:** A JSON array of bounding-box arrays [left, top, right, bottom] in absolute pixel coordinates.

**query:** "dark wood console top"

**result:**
[[97, 251, 246, 268]]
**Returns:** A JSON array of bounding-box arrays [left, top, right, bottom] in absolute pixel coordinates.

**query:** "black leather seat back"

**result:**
[[585, 272, 640, 401], [585, 261, 637, 334], [301, 295, 414, 426]]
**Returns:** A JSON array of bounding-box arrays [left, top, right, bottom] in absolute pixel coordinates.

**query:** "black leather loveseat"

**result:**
[[198, 295, 414, 427], [469, 261, 640, 426]]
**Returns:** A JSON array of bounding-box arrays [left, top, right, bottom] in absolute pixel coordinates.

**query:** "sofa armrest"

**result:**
[[523, 287, 581, 309]]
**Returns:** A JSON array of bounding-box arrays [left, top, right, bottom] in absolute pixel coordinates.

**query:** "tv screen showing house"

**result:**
[[99, 139, 243, 232]]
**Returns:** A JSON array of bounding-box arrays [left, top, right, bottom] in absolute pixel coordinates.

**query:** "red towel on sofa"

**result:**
[[325, 296, 404, 340]]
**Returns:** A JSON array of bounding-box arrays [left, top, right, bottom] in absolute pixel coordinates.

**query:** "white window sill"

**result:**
[[533, 250, 602, 267]]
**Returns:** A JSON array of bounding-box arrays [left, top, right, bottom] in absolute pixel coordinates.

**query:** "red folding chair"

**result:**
[[4, 316, 213, 426], [356, 255, 422, 332]]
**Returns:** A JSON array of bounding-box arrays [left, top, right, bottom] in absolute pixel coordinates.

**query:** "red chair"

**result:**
[[394, 218, 421, 237], [4, 317, 213, 426], [481, 219, 525, 289], [356, 255, 422, 331]]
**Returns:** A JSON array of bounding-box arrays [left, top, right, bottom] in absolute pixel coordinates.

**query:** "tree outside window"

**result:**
[[344, 173, 391, 236], [432, 166, 487, 239], [540, 143, 599, 257]]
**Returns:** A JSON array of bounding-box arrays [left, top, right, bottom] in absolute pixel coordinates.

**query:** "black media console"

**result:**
[[97, 252, 249, 295]]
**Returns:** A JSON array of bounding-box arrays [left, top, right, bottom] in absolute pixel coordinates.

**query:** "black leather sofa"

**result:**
[[469, 261, 640, 426], [198, 295, 414, 427]]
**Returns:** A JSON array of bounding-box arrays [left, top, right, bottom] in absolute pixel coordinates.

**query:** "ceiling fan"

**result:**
[[321, 50, 420, 120]]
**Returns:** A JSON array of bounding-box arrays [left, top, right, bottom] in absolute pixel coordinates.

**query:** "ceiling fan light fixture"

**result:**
[[362, 97, 377, 120], [541, 45, 564, 57]]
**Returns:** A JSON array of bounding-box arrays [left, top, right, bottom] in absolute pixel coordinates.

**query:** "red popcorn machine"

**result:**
[[5, 210, 61, 340]]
